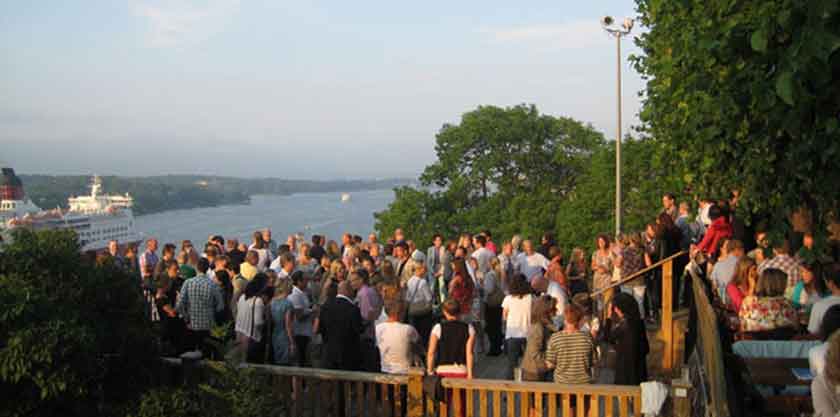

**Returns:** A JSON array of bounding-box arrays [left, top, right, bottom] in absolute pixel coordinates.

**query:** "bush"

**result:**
[[129, 363, 283, 417], [0, 229, 158, 417]]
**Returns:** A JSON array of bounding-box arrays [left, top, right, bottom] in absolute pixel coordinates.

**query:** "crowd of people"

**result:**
[[96, 191, 840, 416]]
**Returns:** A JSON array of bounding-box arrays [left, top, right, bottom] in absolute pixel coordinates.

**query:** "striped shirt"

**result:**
[[545, 330, 594, 384]]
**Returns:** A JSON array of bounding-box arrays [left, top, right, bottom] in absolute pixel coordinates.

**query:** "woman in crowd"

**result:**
[[565, 247, 588, 296], [320, 259, 347, 304], [449, 258, 475, 322], [297, 243, 317, 275], [521, 295, 557, 381], [604, 292, 649, 385], [621, 233, 646, 319], [426, 298, 475, 417], [643, 223, 663, 322], [235, 273, 269, 363], [811, 331, 840, 417], [502, 274, 533, 380], [727, 256, 757, 313], [270, 280, 295, 365], [545, 304, 594, 385], [326, 240, 341, 259], [405, 262, 434, 346], [546, 246, 567, 292], [467, 257, 486, 353], [739, 268, 799, 338], [789, 261, 828, 314], [591, 234, 615, 316]]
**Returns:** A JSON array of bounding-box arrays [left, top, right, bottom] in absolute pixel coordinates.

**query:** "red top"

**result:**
[[726, 282, 746, 313], [448, 274, 474, 316], [697, 217, 733, 258]]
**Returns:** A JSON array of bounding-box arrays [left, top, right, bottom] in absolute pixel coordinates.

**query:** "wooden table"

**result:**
[[743, 357, 811, 386]]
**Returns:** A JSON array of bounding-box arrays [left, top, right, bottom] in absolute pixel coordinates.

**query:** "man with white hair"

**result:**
[[517, 240, 550, 285]]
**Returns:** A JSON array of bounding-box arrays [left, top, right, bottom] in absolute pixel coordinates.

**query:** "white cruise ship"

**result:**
[[0, 167, 142, 252]]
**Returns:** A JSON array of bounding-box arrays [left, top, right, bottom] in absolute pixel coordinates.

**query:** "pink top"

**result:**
[[726, 282, 746, 313]]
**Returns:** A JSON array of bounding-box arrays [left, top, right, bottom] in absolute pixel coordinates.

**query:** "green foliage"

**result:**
[[375, 105, 676, 250], [129, 363, 282, 417], [632, 0, 840, 234], [0, 229, 158, 417]]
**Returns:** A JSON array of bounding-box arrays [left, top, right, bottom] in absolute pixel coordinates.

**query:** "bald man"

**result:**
[[319, 280, 363, 371]]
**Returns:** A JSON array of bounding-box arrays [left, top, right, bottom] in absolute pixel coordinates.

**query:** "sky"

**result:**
[[1, 0, 646, 179]]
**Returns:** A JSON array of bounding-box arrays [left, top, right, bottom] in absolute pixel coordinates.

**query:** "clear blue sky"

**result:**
[[1, 0, 644, 179]]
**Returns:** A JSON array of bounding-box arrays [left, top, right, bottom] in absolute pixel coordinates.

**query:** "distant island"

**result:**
[[20, 175, 413, 216]]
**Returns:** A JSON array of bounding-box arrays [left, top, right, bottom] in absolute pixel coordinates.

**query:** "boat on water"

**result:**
[[341, 193, 351, 203], [0, 167, 142, 252]]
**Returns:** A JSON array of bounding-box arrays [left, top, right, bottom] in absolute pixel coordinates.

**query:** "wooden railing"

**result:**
[[437, 378, 641, 417], [589, 250, 689, 376], [164, 358, 691, 416]]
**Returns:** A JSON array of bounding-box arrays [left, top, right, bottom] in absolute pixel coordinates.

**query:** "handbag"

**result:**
[[407, 281, 433, 317]]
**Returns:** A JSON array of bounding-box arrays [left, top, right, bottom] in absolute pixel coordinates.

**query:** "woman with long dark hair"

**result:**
[[604, 292, 649, 385], [235, 273, 269, 363], [449, 257, 475, 321]]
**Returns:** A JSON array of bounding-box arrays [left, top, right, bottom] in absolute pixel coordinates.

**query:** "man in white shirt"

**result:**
[[471, 235, 494, 275], [710, 240, 743, 302], [272, 253, 295, 281], [808, 266, 840, 334], [376, 300, 420, 374], [288, 271, 316, 367], [517, 240, 550, 284]]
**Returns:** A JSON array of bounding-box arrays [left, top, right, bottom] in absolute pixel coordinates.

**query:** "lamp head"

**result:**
[[622, 18, 634, 31], [601, 15, 614, 27]]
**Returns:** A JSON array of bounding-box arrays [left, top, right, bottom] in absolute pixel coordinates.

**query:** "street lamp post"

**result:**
[[601, 16, 633, 238]]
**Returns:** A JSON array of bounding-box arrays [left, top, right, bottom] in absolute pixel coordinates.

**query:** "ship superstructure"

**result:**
[[0, 168, 142, 252]]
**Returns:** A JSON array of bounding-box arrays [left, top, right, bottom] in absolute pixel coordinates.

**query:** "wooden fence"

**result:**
[[165, 357, 683, 417]]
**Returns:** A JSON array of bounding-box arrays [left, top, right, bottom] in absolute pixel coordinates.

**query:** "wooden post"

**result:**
[[671, 367, 692, 417], [662, 258, 674, 375], [406, 368, 424, 417]]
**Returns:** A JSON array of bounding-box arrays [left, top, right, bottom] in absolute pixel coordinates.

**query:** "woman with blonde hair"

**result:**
[[565, 247, 588, 296], [811, 331, 840, 416], [319, 259, 347, 305], [727, 257, 756, 313]]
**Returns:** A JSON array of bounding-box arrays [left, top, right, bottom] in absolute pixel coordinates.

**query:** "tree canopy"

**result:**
[[0, 229, 158, 417], [374, 105, 669, 250], [632, 0, 840, 234]]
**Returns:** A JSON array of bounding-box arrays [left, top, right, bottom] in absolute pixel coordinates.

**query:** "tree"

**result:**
[[632, 0, 840, 235], [375, 105, 608, 245], [0, 229, 158, 417], [420, 104, 605, 201]]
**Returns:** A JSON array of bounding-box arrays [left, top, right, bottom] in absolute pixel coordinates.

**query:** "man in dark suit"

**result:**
[[318, 280, 363, 371]]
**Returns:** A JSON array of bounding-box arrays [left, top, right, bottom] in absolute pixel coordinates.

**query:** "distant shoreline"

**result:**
[[20, 174, 412, 217]]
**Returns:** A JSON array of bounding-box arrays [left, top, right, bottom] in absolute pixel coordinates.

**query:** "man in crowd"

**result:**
[[154, 243, 177, 284], [176, 257, 224, 355], [758, 239, 801, 291], [319, 280, 363, 371], [273, 252, 295, 281], [472, 234, 495, 274], [262, 229, 277, 255], [710, 239, 743, 302], [662, 192, 678, 221], [226, 238, 245, 267], [367, 233, 383, 256], [517, 240, 550, 284], [107, 240, 125, 269], [139, 238, 159, 285], [309, 235, 326, 263], [426, 234, 451, 301], [675, 202, 693, 249], [289, 271, 316, 368]]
